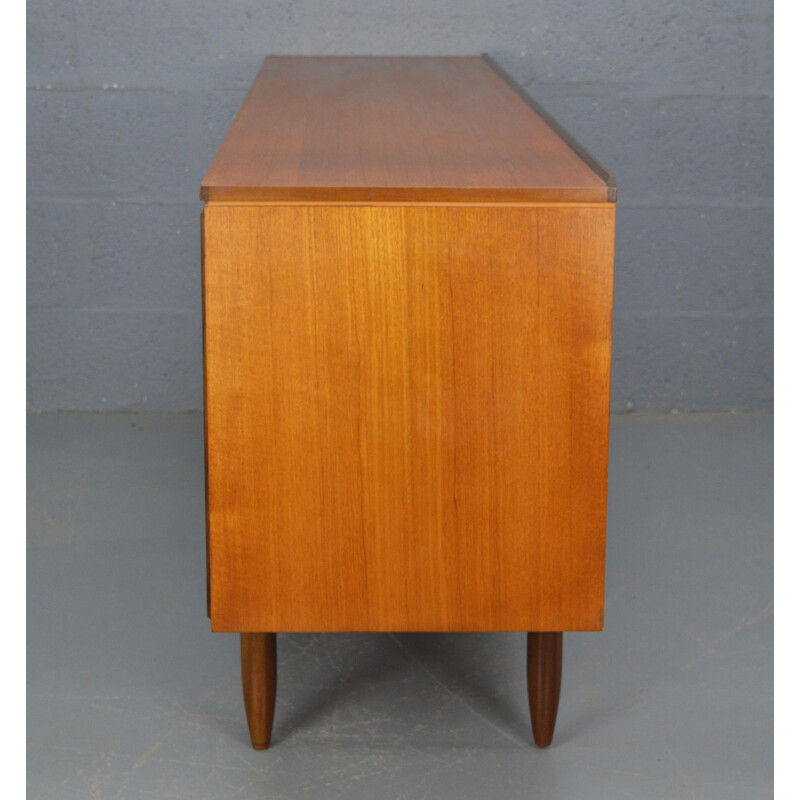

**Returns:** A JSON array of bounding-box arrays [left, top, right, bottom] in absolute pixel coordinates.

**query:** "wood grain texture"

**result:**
[[240, 633, 277, 749], [203, 204, 615, 633], [200, 56, 613, 204]]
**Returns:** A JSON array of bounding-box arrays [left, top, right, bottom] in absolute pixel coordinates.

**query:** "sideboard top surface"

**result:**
[[200, 56, 615, 204]]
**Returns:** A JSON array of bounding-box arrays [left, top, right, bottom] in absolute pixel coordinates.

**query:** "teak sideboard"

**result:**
[[201, 55, 615, 750]]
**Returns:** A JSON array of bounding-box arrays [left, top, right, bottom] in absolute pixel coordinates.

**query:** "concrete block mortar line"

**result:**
[[26, 196, 204, 207], [520, 79, 773, 102], [27, 83, 194, 94], [613, 309, 772, 320], [25, 79, 773, 101], [26, 305, 200, 315], [615, 198, 773, 210]]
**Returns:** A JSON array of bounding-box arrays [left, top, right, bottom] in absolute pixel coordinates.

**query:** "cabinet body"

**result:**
[[200, 55, 616, 748]]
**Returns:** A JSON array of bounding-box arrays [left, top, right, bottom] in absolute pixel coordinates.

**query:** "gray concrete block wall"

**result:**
[[27, 0, 773, 411]]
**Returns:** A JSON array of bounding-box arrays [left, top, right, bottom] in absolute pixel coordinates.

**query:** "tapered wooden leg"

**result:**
[[240, 633, 277, 750], [527, 632, 563, 748]]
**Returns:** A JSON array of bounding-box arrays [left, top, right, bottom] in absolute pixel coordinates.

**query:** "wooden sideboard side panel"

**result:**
[[203, 204, 615, 633]]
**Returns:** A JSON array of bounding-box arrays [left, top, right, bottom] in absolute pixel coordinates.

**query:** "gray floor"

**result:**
[[27, 412, 773, 799]]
